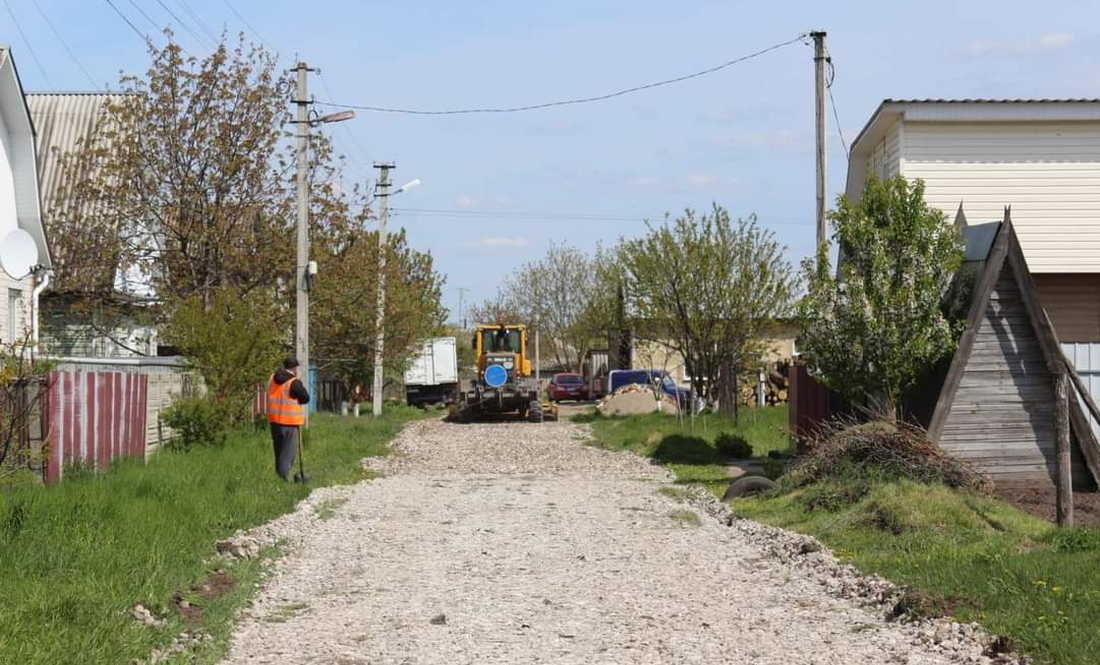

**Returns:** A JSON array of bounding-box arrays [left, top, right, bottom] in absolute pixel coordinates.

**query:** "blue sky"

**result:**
[[3, 1, 1098, 321]]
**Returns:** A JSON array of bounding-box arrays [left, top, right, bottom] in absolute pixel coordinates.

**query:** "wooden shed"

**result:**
[[929, 210, 1100, 488]]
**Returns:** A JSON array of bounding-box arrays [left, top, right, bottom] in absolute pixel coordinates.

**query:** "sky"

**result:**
[[3, 0, 1098, 322]]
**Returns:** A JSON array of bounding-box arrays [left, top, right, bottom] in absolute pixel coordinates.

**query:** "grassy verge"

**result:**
[[0, 408, 424, 665], [579, 406, 789, 495], [733, 476, 1100, 665]]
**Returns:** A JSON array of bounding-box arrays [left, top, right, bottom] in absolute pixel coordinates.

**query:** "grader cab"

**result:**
[[451, 323, 554, 422]]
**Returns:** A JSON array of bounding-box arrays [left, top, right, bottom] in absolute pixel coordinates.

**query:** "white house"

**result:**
[[846, 99, 1100, 359], [0, 47, 52, 347]]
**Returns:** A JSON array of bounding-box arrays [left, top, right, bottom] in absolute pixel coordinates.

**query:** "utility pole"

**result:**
[[456, 287, 469, 329], [294, 62, 313, 424], [812, 30, 827, 264], [372, 162, 394, 417]]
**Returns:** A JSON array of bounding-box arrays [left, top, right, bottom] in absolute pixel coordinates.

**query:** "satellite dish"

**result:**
[[0, 229, 37, 279], [484, 364, 508, 389]]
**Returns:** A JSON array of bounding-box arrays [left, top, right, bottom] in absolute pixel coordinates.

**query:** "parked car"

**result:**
[[607, 369, 692, 409], [548, 373, 588, 402]]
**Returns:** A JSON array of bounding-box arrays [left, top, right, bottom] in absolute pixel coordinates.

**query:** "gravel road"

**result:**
[[220, 418, 1013, 665]]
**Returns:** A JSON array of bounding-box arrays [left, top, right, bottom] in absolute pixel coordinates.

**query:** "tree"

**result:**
[[797, 175, 965, 417], [619, 204, 794, 419], [310, 225, 447, 397]]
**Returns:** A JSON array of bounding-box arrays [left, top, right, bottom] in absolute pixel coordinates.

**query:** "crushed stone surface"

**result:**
[[220, 418, 1018, 665]]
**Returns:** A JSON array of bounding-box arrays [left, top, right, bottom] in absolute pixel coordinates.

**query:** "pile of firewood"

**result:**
[[739, 368, 789, 406]]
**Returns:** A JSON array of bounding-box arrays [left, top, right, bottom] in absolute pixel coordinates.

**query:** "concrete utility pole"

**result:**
[[294, 62, 313, 424], [812, 30, 827, 263], [456, 287, 469, 329], [372, 163, 394, 417]]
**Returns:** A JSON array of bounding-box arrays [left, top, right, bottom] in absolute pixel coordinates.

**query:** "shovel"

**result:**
[[293, 426, 309, 483]]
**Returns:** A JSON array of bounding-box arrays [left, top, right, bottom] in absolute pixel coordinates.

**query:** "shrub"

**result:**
[[715, 432, 753, 458], [783, 419, 991, 494], [160, 395, 232, 450], [762, 457, 785, 480], [1045, 527, 1100, 553]]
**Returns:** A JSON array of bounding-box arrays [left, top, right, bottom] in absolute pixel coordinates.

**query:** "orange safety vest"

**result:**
[[266, 374, 305, 426]]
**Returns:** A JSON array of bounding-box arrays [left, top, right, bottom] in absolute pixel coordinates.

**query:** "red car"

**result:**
[[548, 373, 587, 402]]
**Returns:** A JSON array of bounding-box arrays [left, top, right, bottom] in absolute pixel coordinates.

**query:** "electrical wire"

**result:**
[[126, 0, 163, 33], [153, 0, 211, 50], [31, 0, 99, 89], [175, 0, 220, 45], [825, 56, 849, 160], [2, 0, 55, 88], [316, 34, 808, 115], [220, 0, 283, 62], [317, 70, 373, 167]]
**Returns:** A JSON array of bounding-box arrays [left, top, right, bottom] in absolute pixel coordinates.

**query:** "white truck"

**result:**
[[403, 336, 459, 407]]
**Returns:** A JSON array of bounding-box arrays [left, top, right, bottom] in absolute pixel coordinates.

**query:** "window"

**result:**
[[8, 289, 21, 342]]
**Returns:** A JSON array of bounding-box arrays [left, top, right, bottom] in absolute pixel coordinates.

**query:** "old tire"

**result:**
[[722, 476, 777, 501], [528, 400, 543, 423]]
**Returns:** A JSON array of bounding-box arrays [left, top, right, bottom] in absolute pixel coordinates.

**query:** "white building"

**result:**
[[0, 47, 52, 346], [847, 98, 1100, 352]]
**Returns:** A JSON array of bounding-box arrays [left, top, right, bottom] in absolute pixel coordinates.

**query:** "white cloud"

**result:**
[[455, 194, 509, 208], [967, 32, 1075, 56], [461, 236, 529, 249], [685, 172, 719, 188], [708, 130, 801, 149]]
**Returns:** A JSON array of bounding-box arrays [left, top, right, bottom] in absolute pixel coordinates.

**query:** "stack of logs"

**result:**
[[740, 367, 789, 406]]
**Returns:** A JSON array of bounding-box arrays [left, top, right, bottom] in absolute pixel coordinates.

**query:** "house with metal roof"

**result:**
[[845, 98, 1100, 436], [0, 47, 53, 346], [25, 91, 158, 358]]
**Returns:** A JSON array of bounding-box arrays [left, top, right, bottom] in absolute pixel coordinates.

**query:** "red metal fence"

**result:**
[[44, 371, 148, 483]]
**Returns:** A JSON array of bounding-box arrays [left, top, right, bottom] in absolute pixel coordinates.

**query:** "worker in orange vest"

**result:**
[[266, 357, 311, 481]]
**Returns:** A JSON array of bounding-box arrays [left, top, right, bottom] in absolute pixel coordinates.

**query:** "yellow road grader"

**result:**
[[450, 323, 557, 422]]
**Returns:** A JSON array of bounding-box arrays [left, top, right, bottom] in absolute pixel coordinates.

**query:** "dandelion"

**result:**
[[1033, 579, 1048, 587]]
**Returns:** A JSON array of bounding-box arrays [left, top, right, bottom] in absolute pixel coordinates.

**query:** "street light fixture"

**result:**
[[372, 167, 421, 417], [313, 110, 356, 126]]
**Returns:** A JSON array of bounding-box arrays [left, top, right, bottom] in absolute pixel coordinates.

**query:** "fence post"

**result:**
[[1055, 371, 1073, 527]]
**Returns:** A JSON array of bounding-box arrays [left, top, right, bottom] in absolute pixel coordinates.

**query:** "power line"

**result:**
[[390, 207, 813, 225], [825, 56, 848, 160], [316, 34, 808, 115], [317, 70, 373, 167], [220, 0, 283, 61], [126, 0, 163, 33], [104, 0, 151, 44], [153, 0, 211, 51], [31, 0, 98, 89], [175, 0, 220, 45], [2, 0, 55, 88]]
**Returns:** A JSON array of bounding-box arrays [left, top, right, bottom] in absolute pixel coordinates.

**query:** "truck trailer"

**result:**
[[404, 337, 459, 408]]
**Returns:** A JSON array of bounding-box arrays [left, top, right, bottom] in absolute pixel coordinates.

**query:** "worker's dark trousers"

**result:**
[[270, 423, 299, 480]]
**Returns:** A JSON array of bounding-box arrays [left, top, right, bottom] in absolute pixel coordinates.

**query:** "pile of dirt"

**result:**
[[596, 385, 679, 416], [786, 419, 993, 494], [996, 487, 1100, 528]]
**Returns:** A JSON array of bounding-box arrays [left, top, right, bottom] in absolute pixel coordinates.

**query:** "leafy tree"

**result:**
[[798, 175, 964, 417], [619, 204, 794, 419]]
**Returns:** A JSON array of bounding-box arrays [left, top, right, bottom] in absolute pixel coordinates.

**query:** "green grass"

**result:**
[[733, 477, 1100, 665], [579, 406, 789, 495], [0, 408, 422, 665]]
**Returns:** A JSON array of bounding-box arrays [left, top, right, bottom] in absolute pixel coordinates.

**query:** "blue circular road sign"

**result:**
[[484, 364, 508, 388]]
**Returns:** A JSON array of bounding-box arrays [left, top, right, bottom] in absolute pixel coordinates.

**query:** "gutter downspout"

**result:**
[[32, 269, 50, 345]]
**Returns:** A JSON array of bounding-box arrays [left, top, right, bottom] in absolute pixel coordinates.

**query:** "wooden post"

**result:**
[[1055, 371, 1073, 527]]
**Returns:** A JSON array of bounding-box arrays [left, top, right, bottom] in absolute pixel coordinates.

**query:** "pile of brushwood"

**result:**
[[784, 419, 993, 494]]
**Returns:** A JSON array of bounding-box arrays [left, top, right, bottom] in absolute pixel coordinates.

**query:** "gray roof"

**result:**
[[25, 92, 128, 222], [962, 222, 1000, 262], [883, 98, 1100, 104]]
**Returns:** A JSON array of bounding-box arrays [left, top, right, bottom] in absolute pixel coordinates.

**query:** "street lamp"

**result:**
[[372, 168, 420, 417], [294, 62, 354, 426]]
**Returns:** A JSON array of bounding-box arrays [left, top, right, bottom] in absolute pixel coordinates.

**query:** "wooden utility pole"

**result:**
[[811, 31, 827, 262], [1055, 371, 1073, 526]]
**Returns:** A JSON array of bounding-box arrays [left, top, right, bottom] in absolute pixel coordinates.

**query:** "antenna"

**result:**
[[0, 229, 38, 279]]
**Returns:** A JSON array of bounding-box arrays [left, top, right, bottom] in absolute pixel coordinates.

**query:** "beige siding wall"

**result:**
[[1035, 273, 1100, 343], [866, 119, 902, 181], [902, 121, 1100, 273], [0, 272, 33, 345]]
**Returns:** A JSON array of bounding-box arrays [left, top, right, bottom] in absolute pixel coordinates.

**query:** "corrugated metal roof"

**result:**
[[883, 98, 1100, 104], [25, 92, 124, 221]]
